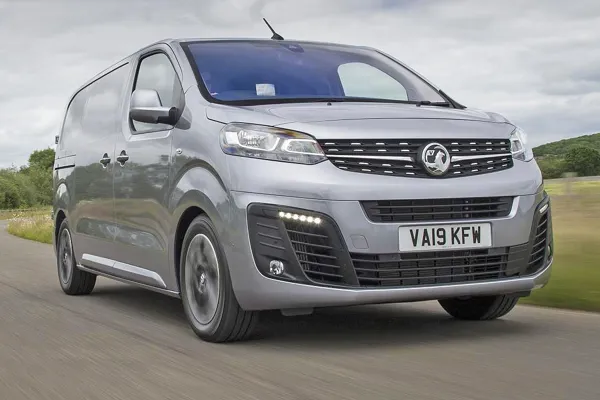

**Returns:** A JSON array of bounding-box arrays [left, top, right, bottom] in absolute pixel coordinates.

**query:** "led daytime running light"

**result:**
[[278, 211, 321, 225]]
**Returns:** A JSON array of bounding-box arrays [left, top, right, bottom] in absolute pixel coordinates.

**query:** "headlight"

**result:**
[[219, 123, 326, 165], [510, 127, 534, 162]]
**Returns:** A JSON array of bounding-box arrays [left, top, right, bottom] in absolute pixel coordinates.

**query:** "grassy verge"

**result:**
[[6, 209, 53, 244], [1, 208, 46, 220], [3, 181, 600, 312]]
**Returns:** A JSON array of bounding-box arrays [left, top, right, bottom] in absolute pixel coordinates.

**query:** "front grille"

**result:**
[[362, 197, 514, 223], [351, 248, 510, 287], [282, 219, 344, 284], [318, 138, 513, 178], [528, 209, 549, 272]]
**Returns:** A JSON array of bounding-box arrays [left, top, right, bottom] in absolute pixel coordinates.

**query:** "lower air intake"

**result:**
[[351, 248, 510, 287]]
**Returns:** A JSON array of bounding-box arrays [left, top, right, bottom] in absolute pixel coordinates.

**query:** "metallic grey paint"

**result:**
[[53, 38, 552, 312]]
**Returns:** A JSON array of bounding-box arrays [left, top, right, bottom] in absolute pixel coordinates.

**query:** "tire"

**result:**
[[180, 215, 259, 343], [438, 294, 519, 321], [56, 219, 96, 295]]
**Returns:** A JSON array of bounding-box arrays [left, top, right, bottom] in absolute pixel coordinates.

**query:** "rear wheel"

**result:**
[[56, 219, 96, 295], [180, 215, 259, 343], [439, 294, 519, 320]]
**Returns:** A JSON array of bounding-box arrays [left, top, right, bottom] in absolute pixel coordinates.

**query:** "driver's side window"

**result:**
[[131, 52, 181, 132], [338, 62, 409, 101]]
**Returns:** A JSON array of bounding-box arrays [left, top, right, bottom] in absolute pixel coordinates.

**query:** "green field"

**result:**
[[4, 181, 600, 312], [520, 180, 600, 312], [543, 179, 600, 196]]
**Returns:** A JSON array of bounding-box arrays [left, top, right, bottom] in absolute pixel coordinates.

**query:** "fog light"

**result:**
[[269, 260, 285, 276]]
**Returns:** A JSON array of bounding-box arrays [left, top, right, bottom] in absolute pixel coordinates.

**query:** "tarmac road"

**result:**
[[1, 221, 599, 400]]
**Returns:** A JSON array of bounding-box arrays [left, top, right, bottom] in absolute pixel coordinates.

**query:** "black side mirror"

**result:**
[[129, 89, 179, 125]]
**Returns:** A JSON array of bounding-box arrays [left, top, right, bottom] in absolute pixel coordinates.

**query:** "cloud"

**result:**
[[1, 0, 599, 167]]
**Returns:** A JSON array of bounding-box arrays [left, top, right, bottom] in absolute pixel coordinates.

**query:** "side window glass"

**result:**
[[81, 65, 129, 138], [132, 53, 182, 132], [338, 62, 409, 101]]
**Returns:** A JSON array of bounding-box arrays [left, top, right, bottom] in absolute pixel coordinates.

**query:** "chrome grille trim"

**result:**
[[451, 153, 513, 162], [326, 154, 415, 162]]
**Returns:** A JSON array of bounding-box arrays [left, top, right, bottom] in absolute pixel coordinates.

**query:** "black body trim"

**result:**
[[54, 164, 75, 171], [247, 197, 552, 290]]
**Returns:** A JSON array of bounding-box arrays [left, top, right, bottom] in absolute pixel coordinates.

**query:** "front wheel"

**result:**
[[439, 294, 520, 320], [56, 219, 96, 295], [180, 215, 259, 343]]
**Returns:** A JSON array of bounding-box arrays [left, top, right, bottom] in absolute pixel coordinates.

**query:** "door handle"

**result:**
[[116, 150, 129, 166], [99, 153, 111, 168]]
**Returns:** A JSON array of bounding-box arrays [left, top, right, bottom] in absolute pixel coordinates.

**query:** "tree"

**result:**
[[28, 148, 55, 171], [536, 156, 568, 179], [0, 170, 36, 209], [564, 146, 600, 177], [27, 167, 53, 205]]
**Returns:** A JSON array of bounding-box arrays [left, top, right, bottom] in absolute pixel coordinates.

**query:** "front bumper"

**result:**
[[225, 190, 553, 311]]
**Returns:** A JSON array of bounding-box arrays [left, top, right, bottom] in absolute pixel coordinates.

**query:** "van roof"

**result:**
[[166, 37, 371, 50]]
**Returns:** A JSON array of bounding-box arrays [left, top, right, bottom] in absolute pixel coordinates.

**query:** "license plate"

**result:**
[[398, 223, 492, 252]]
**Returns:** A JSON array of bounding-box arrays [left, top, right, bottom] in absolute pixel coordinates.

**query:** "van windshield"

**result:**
[[182, 40, 448, 105]]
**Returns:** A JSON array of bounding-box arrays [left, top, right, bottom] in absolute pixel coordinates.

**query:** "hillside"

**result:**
[[532, 133, 600, 179], [533, 133, 600, 157]]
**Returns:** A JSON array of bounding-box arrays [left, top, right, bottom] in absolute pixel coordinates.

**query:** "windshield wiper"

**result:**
[[302, 98, 452, 107], [416, 100, 451, 107], [305, 97, 414, 104], [259, 97, 418, 105], [225, 97, 453, 107]]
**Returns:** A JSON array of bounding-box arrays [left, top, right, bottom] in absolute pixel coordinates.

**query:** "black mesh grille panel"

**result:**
[[282, 220, 345, 284], [362, 197, 514, 223], [528, 209, 549, 272]]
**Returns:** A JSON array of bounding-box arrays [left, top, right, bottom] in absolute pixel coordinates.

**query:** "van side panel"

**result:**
[[65, 63, 132, 264], [110, 46, 184, 290], [53, 82, 85, 252]]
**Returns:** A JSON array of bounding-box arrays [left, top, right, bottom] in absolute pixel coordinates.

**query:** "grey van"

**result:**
[[53, 37, 553, 342]]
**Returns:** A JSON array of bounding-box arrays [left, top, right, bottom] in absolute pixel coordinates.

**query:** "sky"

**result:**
[[1, 0, 599, 168]]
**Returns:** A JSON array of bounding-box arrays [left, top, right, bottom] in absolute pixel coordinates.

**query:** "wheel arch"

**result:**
[[53, 181, 71, 252], [54, 210, 67, 249], [168, 166, 233, 292]]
